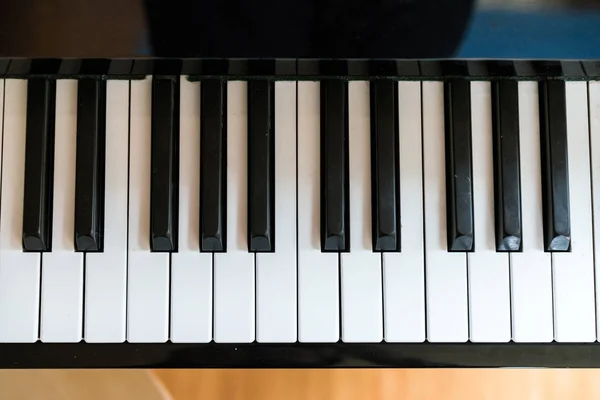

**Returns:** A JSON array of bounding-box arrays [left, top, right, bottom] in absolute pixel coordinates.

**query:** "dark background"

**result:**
[[0, 0, 599, 58], [0, 0, 146, 56]]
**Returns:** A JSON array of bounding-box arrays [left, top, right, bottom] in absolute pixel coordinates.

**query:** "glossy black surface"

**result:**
[[320, 80, 350, 252], [444, 79, 475, 252], [247, 80, 275, 252], [143, 0, 476, 58], [3, 0, 600, 59], [2, 342, 600, 368], [74, 79, 106, 252], [200, 79, 227, 252], [150, 76, 179, 252], [370, 80, 400, 252], [22, 78, 55, 252], [539, 80, 571, 252], [492, 80, 522, 252]]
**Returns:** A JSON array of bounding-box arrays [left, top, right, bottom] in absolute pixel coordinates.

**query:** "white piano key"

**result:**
[[297, 81, 340, 343], [170, 78, 213, 343], [40, 80, 84, 343], [0, 79, 2, 212], [256, 81, 297, 343], [0, 78, 3, 124], [213, 81, 255, 343], [84, 80, 130, 343], [0, 79, 2, 154], [468, 81, 511, 343], [590, 81, 600, 340], [127, 77, 170, 343], [511, 81, 553, 343], [552, 81, 596, 342], [383, 81, 426, 343], [0, 79, 41, 342], [341, 81, 383, 343], [422, 81, 468, 343]]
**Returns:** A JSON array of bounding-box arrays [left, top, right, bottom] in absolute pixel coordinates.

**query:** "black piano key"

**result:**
[[370, 80, 400, 252], [150, 76, 179, 252], [492, 80, 523, 252], [444, 79, 475, 252], [320, 80, 350, 252], [539, 80, 571, 252], [247, 80, 275, 252], [200, 80, 227, 252], [0, 59, 9, 76], [74, 79, 106, 252], [22, 79, 56, 252]]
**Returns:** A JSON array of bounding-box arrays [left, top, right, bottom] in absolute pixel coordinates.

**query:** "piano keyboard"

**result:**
[[1, 60, 600, 349]]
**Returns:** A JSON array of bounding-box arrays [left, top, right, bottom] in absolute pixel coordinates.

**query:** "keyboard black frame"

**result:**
[[2, 57, 600, 369], [2, 342, 600, 368]]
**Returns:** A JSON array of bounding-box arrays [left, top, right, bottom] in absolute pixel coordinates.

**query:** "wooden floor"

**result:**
[[153, 369, 600, 400], [0, 370, 169, 400], [2, 369, 600, 399]]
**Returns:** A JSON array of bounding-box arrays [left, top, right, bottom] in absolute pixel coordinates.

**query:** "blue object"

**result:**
[[457, 9, 600, 60]]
